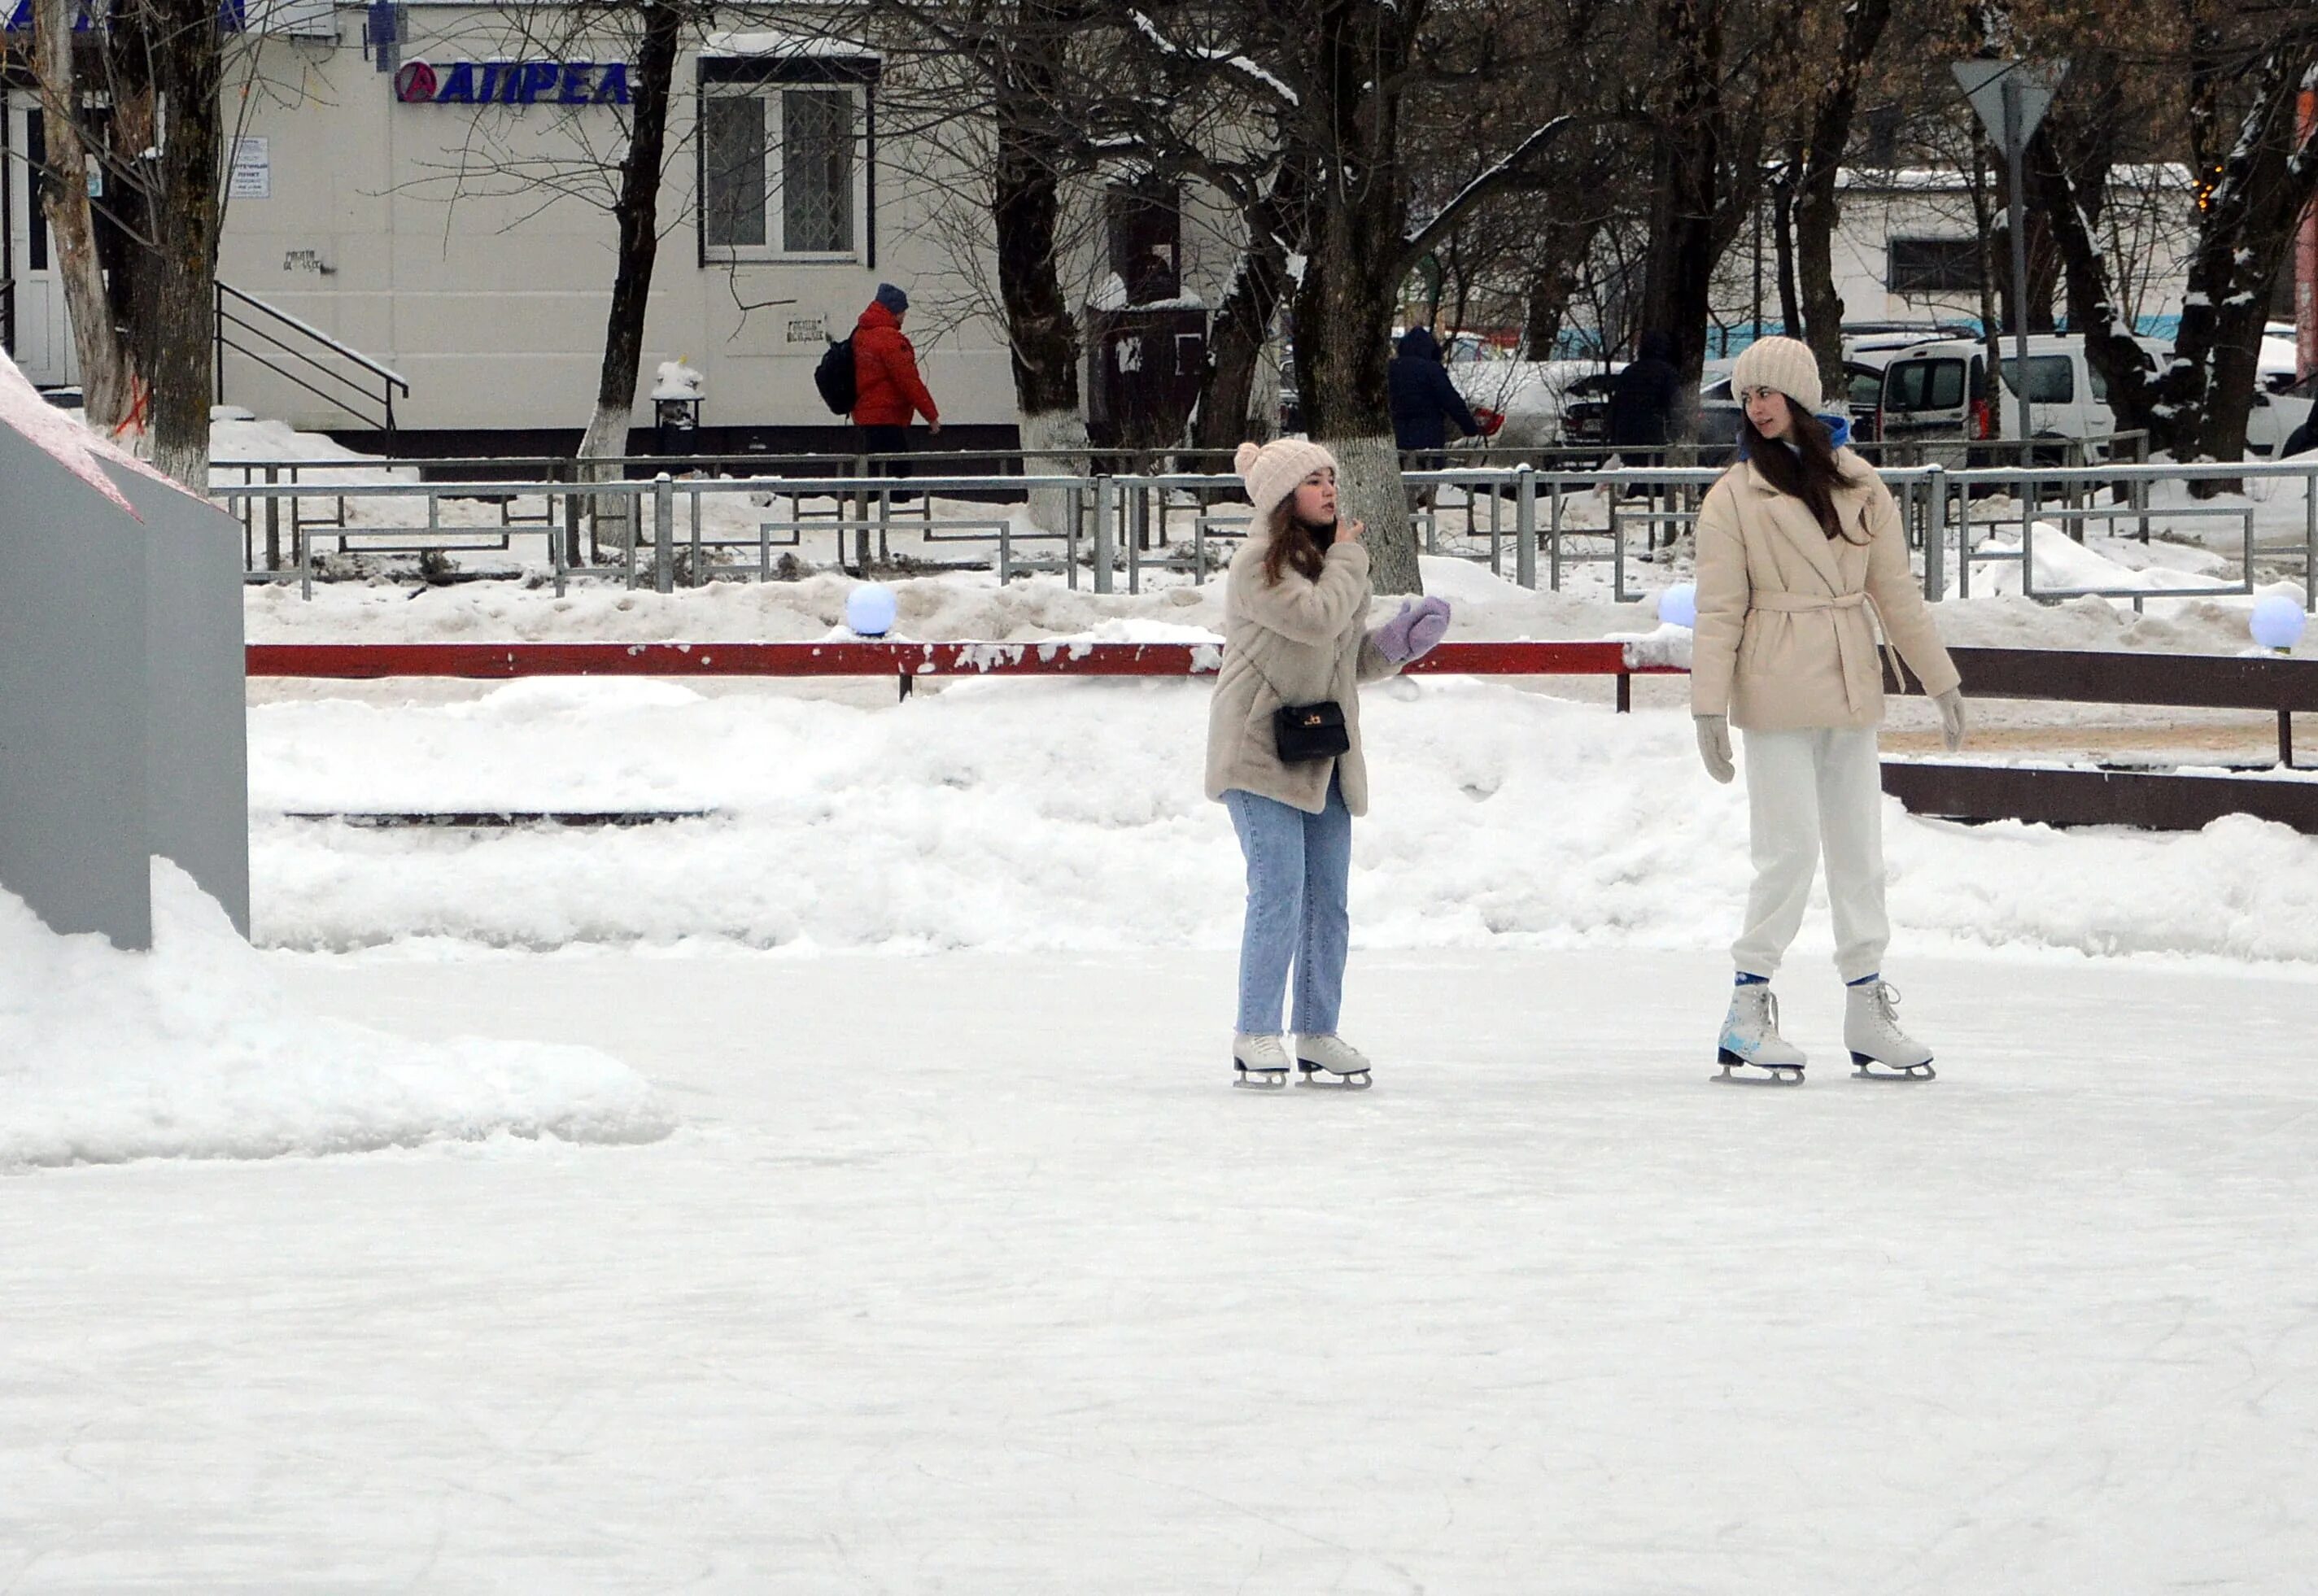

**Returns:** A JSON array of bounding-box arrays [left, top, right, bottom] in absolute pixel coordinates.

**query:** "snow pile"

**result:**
[[650, 360, 705, 402], [249, 674, 2318, 966], [0, 863, 674, 1168]]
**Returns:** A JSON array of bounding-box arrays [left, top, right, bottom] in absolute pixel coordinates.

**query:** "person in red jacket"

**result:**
[[853, 284, 941, 497]]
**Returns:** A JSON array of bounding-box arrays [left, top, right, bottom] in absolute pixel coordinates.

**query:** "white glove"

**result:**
[[1695, 714, 1735, 784], [1934, 687, 1967, 752]]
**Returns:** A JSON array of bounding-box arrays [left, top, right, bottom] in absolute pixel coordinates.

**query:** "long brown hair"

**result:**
[[1740, 400, 1870, 544], [1259, 499, 1329, 585]]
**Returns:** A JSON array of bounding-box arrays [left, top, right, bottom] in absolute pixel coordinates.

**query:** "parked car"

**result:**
[[1557, 370, 1620, 456], [1447, 359, 1620, 454], [2247, 381, 2315, 458], [2283, 373, 2317, 459], [1876, 334, 2151, 465], [1881, 333, 2314, 464]]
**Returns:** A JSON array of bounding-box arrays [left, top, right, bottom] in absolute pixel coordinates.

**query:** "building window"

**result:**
[[1888, 237, 1980, 295], [701, 85, 865, 260]]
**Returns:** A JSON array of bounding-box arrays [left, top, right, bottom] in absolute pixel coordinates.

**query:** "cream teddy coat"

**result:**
[[1691, 450, 1959, 731], [1206, 534, 1403, 815]]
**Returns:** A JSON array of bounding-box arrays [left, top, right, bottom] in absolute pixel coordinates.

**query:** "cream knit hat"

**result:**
[[1233, 438, 1340, 527], [1731, 335, 1823, 414]]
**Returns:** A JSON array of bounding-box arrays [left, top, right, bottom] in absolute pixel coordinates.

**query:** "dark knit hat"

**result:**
[[875, 282, 910, 314]]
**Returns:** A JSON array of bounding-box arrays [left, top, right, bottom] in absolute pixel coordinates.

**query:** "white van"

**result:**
[[1879, 332, 2312, 461], [1875, 334, 2140, 464]]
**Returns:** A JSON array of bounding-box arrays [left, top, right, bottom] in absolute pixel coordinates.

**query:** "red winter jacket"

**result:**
[[851, 302, 940, 427]]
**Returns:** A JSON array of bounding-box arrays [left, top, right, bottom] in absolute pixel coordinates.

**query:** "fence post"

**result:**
[[1923, 465, 1948, 603], [264, 464, 282, 572], [2306, 464, 2316, 612], [560, 464, 581, 589], [1549, 477, 1564, 591], [1127, 477, 1145, 596], [1514, 464, 1537, 590], [653, 474, 674, 593], [1093, 474, 1115, 595]]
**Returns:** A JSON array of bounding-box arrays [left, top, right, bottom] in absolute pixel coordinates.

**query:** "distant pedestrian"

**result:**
[[1608, 329, 1685, 546], [1389, 326, 1483, 461], [1608, 329, 1682, 458], [1390, 325, 1487, 517], [852, 283, 941, 498]]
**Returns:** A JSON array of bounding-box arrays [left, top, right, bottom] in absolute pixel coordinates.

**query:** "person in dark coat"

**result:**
[[1607, 329, 1682, 455], [1607, 328, 1685, 545], [1388, 326, 1482, 458]]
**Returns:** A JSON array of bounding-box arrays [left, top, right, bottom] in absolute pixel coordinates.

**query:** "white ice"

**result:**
[[5, 946, 2316, 1589]]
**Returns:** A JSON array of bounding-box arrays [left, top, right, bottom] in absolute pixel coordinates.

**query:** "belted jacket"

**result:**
[[1690, 449, 1959, 731]]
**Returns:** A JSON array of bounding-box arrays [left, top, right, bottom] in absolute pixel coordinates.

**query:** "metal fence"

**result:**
[[210, 452, 2318, 609]]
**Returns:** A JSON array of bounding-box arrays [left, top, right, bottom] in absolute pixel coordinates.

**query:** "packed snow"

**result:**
[[246, 668, 2318, 966], [6, 946, 2316, 1589], [0, 862, 674, 1168]]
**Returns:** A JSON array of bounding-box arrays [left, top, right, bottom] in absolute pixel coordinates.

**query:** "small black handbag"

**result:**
[[1272, 698, 1351, 763]]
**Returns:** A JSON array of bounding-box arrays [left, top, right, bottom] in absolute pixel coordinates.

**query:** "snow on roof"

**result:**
[[701, 29, 883, 61], [1838, 163, 2191, 192], [0, 349, 179, 517]]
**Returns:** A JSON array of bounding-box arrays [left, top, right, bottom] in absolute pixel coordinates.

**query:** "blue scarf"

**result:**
[[1734, 412, 1852, 461]]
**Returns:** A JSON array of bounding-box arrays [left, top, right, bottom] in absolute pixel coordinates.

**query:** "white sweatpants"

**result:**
[[1731, 726, 1891, 985]]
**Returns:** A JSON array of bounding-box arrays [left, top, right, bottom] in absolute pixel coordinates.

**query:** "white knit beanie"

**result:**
[[1731, 335, 1823, 414], [1233, 438, 1340, 527]]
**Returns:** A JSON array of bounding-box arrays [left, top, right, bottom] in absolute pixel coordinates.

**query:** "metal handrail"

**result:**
[[209, 457, 2318, 610], [213, 280, 412, 441]]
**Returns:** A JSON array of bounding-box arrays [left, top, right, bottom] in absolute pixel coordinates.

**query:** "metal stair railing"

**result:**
[[212, 280, 411, 441]]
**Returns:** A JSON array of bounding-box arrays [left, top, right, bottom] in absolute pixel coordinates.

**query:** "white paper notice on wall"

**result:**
[[786, 317, 827, 344], [229, 138, 271, 199]]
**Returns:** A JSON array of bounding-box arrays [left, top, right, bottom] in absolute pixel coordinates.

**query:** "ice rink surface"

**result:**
[[7, 946, 2317, 1591]]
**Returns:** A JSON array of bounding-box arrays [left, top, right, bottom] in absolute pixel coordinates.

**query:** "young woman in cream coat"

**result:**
[[1690, 337, 1967, 1082], [1207, 438, 1451, 1088]]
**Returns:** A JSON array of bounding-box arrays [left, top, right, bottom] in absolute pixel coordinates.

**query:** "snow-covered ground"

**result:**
[[4, 398, 2313, 1585], [245, 671, 2318, 964], [7, 945, 2317, 1590], [0, 863, 670, 1167]]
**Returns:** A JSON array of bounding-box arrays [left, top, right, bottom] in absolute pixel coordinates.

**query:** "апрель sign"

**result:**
[[394, 59, 634, 107]]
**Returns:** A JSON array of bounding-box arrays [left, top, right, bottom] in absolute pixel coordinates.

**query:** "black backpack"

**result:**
[[814, 336, 858, 416]]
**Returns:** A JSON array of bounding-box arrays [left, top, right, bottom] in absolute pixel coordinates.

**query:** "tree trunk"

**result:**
[[118, 0, 223, 489], [1194, 234, 1291, 451], [1195, 160, 1310, 452], [990, 3, 1089, 533], [1788, 0, 1892, 400], [1520, 215, 1600, 360], [1770, 174, 1801, 337], [2190, 60, 2318, 474], [30, 0, 137, 436], [580, 0, 683, 547], [1638, 0, 1722, 434], [1290, 2, 1422, 595]]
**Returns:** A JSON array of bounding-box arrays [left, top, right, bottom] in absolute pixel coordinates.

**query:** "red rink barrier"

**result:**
[[245, 639, 1687, 681]]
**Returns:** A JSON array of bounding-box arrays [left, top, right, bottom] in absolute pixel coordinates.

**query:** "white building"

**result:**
[[2, 1, 1230, 454]]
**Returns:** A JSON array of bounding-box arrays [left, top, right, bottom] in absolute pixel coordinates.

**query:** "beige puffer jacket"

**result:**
[[1691, 450, 1959, 731], [1205, 534, 1403, 815]]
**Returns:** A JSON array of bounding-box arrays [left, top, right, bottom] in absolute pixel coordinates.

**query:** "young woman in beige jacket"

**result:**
[[1207, 438, 1451, 1088], [1690, 336, 1967, 1083]]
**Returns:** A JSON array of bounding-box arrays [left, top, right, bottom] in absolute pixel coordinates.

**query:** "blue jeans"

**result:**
[[1222, 774, 1352, 1036]]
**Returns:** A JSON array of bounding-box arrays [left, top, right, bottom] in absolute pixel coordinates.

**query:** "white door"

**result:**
[[5, 93, 80, 389]]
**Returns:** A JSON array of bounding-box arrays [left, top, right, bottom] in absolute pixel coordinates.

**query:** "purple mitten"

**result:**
[[1373, 595, 1452, 664]]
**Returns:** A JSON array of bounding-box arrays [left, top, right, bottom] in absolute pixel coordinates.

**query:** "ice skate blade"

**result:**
[[1233, 1064, 1288, 1090], [1713, 1047, 1804, 1086], [1294, 1062, 1373, 1091], [1850, 1051, 1936, 1082]]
